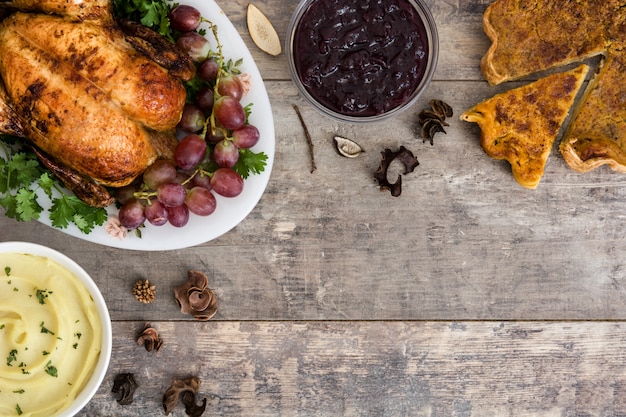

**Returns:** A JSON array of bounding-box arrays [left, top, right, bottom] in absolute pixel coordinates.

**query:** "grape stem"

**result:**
[[200, 21, 224, 140]]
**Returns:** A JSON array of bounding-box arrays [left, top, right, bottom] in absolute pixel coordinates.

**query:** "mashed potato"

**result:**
[[0, 252, 102, 417]]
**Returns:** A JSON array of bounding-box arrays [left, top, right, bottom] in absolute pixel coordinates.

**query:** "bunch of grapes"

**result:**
[[117, 4, 262, 230]]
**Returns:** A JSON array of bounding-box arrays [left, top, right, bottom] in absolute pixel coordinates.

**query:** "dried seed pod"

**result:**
[[182, 391, 207, 417], [112, 373, 138, 406], [137, 323, 163, 352], [247, 4, 281, 56], [420, 118, 447, 145], [163, 376, 205, 416], [417, 99, 454, 145], [430, 99, 454, 119], [373, 146, 419, 197], [174, 271, 218, 321], [132, 279, 156, 304], [418, 109, 448, 125], [333, 136, 363, 158]]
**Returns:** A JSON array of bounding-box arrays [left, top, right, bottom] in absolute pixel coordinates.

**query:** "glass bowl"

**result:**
[[0, 241, 112, 417], [286, 0, 439, 123]]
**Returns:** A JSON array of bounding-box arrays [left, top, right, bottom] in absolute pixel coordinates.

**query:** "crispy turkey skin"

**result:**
[[0, 0, 193, 207]]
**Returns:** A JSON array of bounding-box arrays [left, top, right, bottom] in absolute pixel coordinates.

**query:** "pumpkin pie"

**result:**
[[461, 64, 589, 188]]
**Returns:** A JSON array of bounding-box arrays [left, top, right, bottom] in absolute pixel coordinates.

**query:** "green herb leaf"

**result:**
[[234, 149, 268, 180], [49, 194, 107, 234], [4, 266, 9, 276], [35, 289, 52, 305], [16, 404, 22, 415], [44, 360, 58, 378], [0, 144, 105, 231], [14, 188, 41, 221], [40, 322, 55, 336], [113, 0, 174, 40], [7, 349, 17, 366]]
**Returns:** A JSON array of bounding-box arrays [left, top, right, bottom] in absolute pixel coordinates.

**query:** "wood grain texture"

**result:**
[[77, 321, 626, 416], [2, 0, 626, 415]]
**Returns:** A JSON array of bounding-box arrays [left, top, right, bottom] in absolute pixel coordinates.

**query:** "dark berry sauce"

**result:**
[[293, 0, 430, 117]]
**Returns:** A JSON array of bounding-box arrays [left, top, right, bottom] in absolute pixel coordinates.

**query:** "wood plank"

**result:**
[[77, 321, 626, 416]]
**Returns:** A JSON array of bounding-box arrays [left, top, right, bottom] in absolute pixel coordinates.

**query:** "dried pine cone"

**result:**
[[133, 279, 156, 304]]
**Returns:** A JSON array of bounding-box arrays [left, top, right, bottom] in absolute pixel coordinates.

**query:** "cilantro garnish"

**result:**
[[0, 142, 107, 233], [234, 149, 268, 180], [4, 266, 9, 276], [113, 0, 174, 40], [16, 404, 22, 416]]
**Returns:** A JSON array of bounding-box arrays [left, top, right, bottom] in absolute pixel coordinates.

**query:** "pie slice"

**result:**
[[460, 64, 589, 188], [561, 47, 626, 172], [481, 0, 609, 85]]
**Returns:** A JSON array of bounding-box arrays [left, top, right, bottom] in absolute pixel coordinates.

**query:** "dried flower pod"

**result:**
[[163, 376, 205, 416], [373, 146, 419, 197], [417, 99, 454, 145], [418, 109, 448, 125], [174, 271, 218, 321], [420, 118, 447, 142], [132, 279, 156, 303], [430, 99, 454, 119], [112, 373, 138, 405], [333, 135, 363, 158], [137, 322, 163, 352], [182, 391, 207, 417]]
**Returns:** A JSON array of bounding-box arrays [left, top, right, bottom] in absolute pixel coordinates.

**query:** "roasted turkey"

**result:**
[[0, 0, 194, 206]]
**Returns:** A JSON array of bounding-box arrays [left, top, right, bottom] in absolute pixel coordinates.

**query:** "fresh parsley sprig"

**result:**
[[0, 140, 107, 233], [113, 0, 174, 40]]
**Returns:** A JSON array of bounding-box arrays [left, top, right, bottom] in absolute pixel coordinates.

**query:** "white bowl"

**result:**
[[0, 241, 112, 417]]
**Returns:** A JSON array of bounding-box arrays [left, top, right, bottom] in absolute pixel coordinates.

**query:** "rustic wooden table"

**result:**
[[3, 0, 626, 415]]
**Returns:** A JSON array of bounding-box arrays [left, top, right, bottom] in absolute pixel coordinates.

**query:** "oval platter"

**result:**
[[1, 0, 275, 251]]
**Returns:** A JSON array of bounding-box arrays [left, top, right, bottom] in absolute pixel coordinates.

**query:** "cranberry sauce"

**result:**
[[293, 0, 430, 117]]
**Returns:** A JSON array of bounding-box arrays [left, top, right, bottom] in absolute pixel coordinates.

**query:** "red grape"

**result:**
[[157, 182, 187, 207], [118, 199, 145, 229], [143, 160, 177, 189], [210, 168, 244, 197], [167, 204, 190, 227], [176, 32, 210, 61], [196, 87, 214, 114], [175, 134, 207, 170], [185, 187, 217, 216], [115, 183, 139, 205], [213, 139, 239, 168], [197, 58, 219, 82], [214, 96, 246, 130], [191, 172, 212, 190], [217, 74, 243, 101], [232, 124, 260, 149], [144, 200, 168, 226], [169, 5, 202, 32], [178, 103, 205, 133], [175, 171, 192, 188]]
